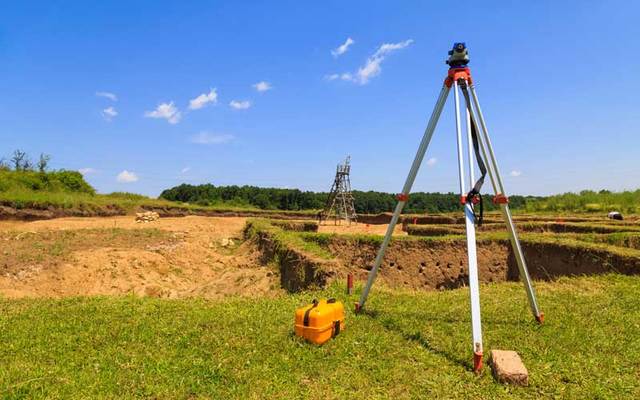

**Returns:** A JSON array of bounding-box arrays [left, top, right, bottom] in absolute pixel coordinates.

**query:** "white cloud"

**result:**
[[324, 73, 353, 82], [189, 88, 218, 110], [340, 73, 353, 81], [102, 106, 118, 121], [253, 81, 272, 92], [510, 170, 522, 177], [329, 39, 413, 85], [116, 170, 138, 183], [331, 37, 355, 57], [190, 132, 234, 145], [144, 102, 181, 124], [426, 157, 437, 167], [78, 168, 96, 175], [229, 100, 251, 110], [356, 39, 413, 84], [180, 167, 191, 174], [374, 40, 415, 57], [96, 91, 117, 101]]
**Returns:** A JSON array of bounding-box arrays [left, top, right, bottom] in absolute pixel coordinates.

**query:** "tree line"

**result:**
[[159, 183, 541, 214]]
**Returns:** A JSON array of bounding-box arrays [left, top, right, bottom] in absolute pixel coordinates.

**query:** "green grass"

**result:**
[[0, 187, 262, 213], [0, 169, 319, 215], [570, 232, 640, 250], [524, 189, 640, 214], [269, 219, 319, 232], [244, 218, 333, 259], [0, 274, 638, 399], [0, 187, 325, 217]]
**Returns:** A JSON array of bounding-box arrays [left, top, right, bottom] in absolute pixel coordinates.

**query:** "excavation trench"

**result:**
[[273, 236, 640, 292]]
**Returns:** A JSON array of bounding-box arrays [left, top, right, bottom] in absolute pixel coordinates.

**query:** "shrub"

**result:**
[[50, 171, 95, 194], [0, 170, 95, 195]]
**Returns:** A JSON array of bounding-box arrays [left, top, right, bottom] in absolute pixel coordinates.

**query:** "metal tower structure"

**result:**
[[321, 156, 357, 224]]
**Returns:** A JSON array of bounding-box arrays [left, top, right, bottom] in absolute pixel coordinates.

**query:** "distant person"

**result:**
[[608, 211, 623, 221]]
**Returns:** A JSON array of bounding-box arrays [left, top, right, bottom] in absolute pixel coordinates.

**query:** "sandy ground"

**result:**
[[0, 216, 281, 299], [317, 221, 406, 236]]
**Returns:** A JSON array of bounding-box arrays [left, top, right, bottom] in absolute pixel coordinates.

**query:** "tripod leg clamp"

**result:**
[[492, 193, 509, 204], [396, 193, 409, 202]]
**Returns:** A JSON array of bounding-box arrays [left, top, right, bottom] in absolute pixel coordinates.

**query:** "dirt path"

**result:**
[[0, 216, 281, 299]]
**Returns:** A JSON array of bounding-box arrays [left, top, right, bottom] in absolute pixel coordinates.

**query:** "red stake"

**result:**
[[347, 273, 353, 295]]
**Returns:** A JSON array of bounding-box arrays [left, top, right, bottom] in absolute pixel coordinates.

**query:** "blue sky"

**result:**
[[1, 1, 639, 196]]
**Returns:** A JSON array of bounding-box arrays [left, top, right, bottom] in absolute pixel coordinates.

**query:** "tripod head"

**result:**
[[446, 42, 469, 68]]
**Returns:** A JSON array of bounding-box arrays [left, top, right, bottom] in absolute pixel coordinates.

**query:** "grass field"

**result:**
[[524, 190, 640, 214], [1, 274, 639, 399]]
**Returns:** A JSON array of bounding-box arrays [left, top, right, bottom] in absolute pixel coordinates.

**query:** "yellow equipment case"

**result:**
[[294, 299, 345, 345]]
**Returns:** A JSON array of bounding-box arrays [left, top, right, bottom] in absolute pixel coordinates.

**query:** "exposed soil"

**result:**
[[318, 221, 406, 236], [2, 214, 638, 298], [406, 221, 640, 237], [318, 237, 640, 291], [356, 212, 637, 226], [141, 206, 315, 220], [0, 216, 280, 299], [0, 204, 317, 222], [0, 204, 124, 221], [325, 238, 511, 290], [0, 228, 177, 276], [247, 227, 339, 292]]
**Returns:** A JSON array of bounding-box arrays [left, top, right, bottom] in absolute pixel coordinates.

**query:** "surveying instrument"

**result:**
[[356, 43, 544, 372]]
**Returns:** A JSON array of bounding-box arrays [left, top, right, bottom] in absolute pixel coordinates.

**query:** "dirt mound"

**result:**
[[0, 216, 281, 299]]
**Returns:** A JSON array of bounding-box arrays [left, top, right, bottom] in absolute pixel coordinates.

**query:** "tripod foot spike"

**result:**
[[535, 312, 545, 324], [354, 302, 362, 314], [473, 351, 483, 373]]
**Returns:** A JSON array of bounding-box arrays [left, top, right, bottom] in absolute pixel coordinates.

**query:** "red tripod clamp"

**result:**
[[460, 194, 481, 205], [492, 193, 509, 204], [444, 67, 473, 88], [396, 193, 410, 202]]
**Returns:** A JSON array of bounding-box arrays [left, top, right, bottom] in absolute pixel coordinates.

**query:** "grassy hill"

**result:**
[[0, 169, 270, 216], [1, 275, 638, 399], [0, 169, 172, 211]]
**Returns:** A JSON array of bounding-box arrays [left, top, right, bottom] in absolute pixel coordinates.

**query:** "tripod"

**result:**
[[356, 43, 544, 372]]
